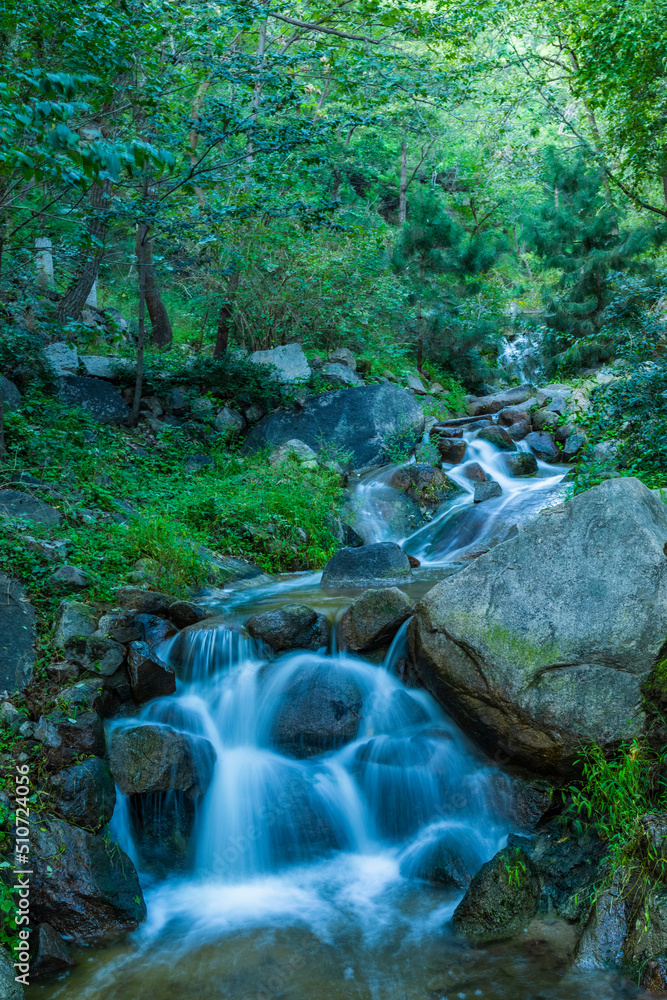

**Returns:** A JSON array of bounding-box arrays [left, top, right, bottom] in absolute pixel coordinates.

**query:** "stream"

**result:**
[[29, 429, 644, 1000]]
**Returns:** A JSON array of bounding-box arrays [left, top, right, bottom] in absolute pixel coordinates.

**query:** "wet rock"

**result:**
[[50, 757, 116, 830], [115, 586, 175, 615], [126, 791, 198, 874], [168, 600, 211, 629], [270, 662, 363, 757], [64, 635, 125, 676], [31, 923, 76, 977], [44, 341, 78, 376], [497, 400, 537, 440], [389, 464, 459, 507], [214, 406, 244, 438], [328, 347, 356, 370], [49, 565, 91, 589], [321, 542, 412, 589], [0, 946, 23, 998], [410, 477, 667, 775], [31, 817, 146, 943], [243, 384, 425, 474], [127, 641, 176, 703], [58, 376, 129, 424], [0, 489, 62, 526], [34, 709, 106, 766], [246, 603, 329, 652], [642, 958, 667, 992], [504, 452, 538, 477], [337, 587, 413, 652], [109, 724, 216, 796], [93, 610, 142, 644], [341, 490, 425, 545], [0, 374, 21, 412], [475, 426, 517, 451], [269, 438, 318, 468], [199, 548, 272, 589], [435, 437, 467, 464], [0, 574, 36, 691], [400, 827, 484, 888], [525, 431, 561, 463], [512, 828, 606, 921], [249, 342, 311, 384], [473, 480, 502, 503], [134, 614, 178, 651], [452, 845, 540, 940], [467, 384, 535, 417], [461, 462, 488, 482]]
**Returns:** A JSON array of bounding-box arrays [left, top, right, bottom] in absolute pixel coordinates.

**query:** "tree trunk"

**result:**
[[57, 179, 111, 321], [662, 175, 667, 209], [135, 229, 173, 349], [214, 271, 241, 357], [399, 140, 408, 224], [129, 220, 148, 428]]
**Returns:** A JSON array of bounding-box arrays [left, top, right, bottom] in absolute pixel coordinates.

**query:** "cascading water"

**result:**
[[36, 432, 640, 1000]]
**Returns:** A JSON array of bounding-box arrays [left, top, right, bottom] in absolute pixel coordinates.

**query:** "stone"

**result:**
[[503, 452, 538, 477], [497, 399, 537, 433], [532, 407, 560, 432], [58, 376, 129, 424], [400, 827, 485, 888], [32, 923, 76, 977], [409, 477, 667, 775], [109, 724, 216, 796], [269, 438, 318, 468], [270, 662, 363, 757], [414, 442, 440, 465], [134, 613, 178, 651], [328, 347, 356, 370], [168, 600, 211, 629], [50, 565, 90, 589], [46, 660, 80, 683], [79, 356, 133, 380], [214, 406, 245, 438], [563, 430, 588, 460], [322, 363, 362, 387], [24, 535, 70, 561], [467, 384, 534, 416], [389, 464, 459, 508], [93, 610, 142, 644], [473, 480, 502, 503], [435, 437, 467, 464], [127, 641, 176, 703], [406, 373, 428, 394], [513, 828, 606, 921], [536, 383, 572, 407], [243, 384, 425, 474], [0, 947, 23, 998], [249, 342, 311, 384], [321, 542, 412, 589], [337, 587, 414, 652], [63, 635, 125, 676], [184, 454, 212, 473], [452, 845, 540, 940], [461, 462, 487, 483], [115, 586, 175, 615], [245, 604, 329, 652], [525, 430, 561, 463], [0, 574, 36, 691], [475, 425, 517, 451], [31, 817, 146, 943], [50, 757, 116, 830], [592, 439, 620, 464], [44, 341, 78, 376], [0, 489, 62, 526], [34, 709, 106, 765], [0, 375, 21, 412]]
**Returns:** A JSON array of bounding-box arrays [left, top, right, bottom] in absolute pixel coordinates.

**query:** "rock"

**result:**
[[243, 384, 425, 474], [451, 845, 540, 940], [127, 641, 176, 703], [58, 376, 129, 424], [536, 383, 572, 407], [168, 600, 211, 629], [0, 375, 21, 412], [50, 757, 116, 830], [337, 587, 413, 652], [406, 373, 428, 394], [389, 464, 459, 508], [115, 586, 175, 615], [109, 724, 216, 796], [328, 347, 356, 370], [50, 565, 90, 589], [44, 341, 78, 376], [497, 400, 537, 439], [321, 542, 412, 589], [0, 947, 23, 998], [563, 430, 588, 460], [642, 958, 667, 992], [24, 535, 70, 561], [414, 442, 440, 465], [34, 709, 106, 765], [270, 661, 363, 757], [199, 549, 272, 589], [473, 480, 502, 503], [504, 452, 538, 477], [475, 426, 517, 451], [245, 604, 329, 652], [400, 827, 485, 887], [32, 922, 76, 977], [269, 438, 319, 468], [0, 574, 36, 691], [409, 477, 667, 775], [214, 406, 245, 438], [184, 454, 212, 473], [135, 613, 177, 650], [31, 817, 146, 943], [249, 342, 311, 384], [532, 407, 560, 432], [79, 356, 133, 380], [46, 660, 80, 683], [322, 363, 362, 387], [514, 828, 606, 920], [93, 610, 142, 644], [435, 437, 467, 464], [592, 439, 620, 465], [0, 489, 62, 526], [461, 462, 488, 483], [63, 635, 125, 676], [467, 384, 534, 417], [525, 430, 561, 463]]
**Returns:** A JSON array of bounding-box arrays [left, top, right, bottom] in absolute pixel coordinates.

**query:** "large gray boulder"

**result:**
[[246, 603, 329, 652], [467, 384, 534, 417], [249, 343, 310, 384], [409, 478, 667, 775], [452, 845, 540, 940], [0, 490, 62, 526], [0, 375, 21, 412], [243, 384, 425, 474], [58, 376, 129, 424], [337, 587, 413, 652], [270, 662, 363, 757], [0, 574, 36, 691], [321, 542, 412, 589], [50, 757, 116, 830], [109, 724, 216, 796]]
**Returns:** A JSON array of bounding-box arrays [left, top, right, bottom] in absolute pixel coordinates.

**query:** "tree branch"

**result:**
[[268, 12, 381, 44]]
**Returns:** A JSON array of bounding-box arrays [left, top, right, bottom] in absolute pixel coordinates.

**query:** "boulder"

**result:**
[[0, 489, 62, 526], [79, 356, 133, 380], [536, 383, 572, 407], [24, 535, 70, 561], [31, 923, 76, 977], [322, 363, 362, 387], [409, 478, 667, 774], [214, 406, 244, 438], [50, 757, 116, 830], [243, 384, 425, 474], [389, 464, 459, 508], [127, 641, 176, 703], [269, 438, 318, 468], [328, 347, 356, 370], [512, 829, 606, 921], [0, 375, 21, 412], [64, 635, 125, 676], [134, 613, 178, 651], [435, 437, 467, 464], [400, 827, 486, 888], [109, 724, 216, 796], [452, 845, 540, 940], [461, 462, 487, 483], [115, 586, 175, 615], [44, 341, 78, 376], [168, 600, 211, 629], [34, 709, 106, 766], [245, 604, 329, 652], [249, 342, 311, 384], [525, 431, 561, 463], [467, 384, 534, 417], [321, 542, 412, 589], [475, 426, 517, 451], [270, 662, 363, 757], [532, 407, 560, 432], [50, 565, 90, 589], [503, 452, 538, 477], [0, 947, 23, 998], [406, 373, 428, 394], [563, 430, 588, 460], [337, 587, 413, 652], [473, 480, 502, 503], [93, 610, 142, 644], [497, 400, 537, 440], [58, 376, 129, 424], [0, 574, 36, 691], [31, 817, 146, 942]]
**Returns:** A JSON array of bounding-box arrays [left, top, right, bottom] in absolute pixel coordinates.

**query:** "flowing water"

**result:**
[[30, 428, 645, 1000]]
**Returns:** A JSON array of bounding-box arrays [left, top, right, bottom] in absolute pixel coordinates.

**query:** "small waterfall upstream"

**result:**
[[37, 430, 641, 1000]]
